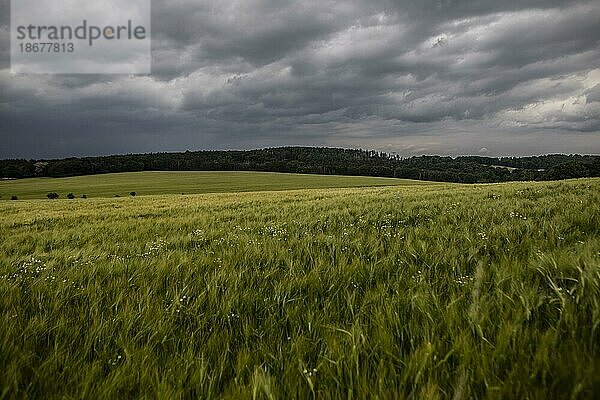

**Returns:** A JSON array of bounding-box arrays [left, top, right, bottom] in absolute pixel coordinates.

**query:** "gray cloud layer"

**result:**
[[1, 0, 599, 158]]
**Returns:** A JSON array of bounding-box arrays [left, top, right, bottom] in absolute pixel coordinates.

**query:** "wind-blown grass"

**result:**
[[0, 179, 599, 399]]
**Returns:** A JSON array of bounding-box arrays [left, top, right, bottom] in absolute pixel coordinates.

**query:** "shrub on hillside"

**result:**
[[67, 193, 75, 199], [47, 192, 59, 199]]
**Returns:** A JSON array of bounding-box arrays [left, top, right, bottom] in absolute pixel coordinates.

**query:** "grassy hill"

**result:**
[[0, 171, 430, 200], [3, 147, 599, 183], [1, 179, 599, 398]]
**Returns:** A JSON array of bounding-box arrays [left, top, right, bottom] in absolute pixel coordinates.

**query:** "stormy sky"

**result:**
[[1, 0, 599, 159]]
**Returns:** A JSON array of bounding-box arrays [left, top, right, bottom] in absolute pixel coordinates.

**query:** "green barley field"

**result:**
[[1, 175, 599, 399]]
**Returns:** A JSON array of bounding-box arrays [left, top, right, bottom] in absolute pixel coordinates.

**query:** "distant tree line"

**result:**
[[1, 147, 599, 183]]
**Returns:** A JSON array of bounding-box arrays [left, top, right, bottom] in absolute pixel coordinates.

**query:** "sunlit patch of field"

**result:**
[[0, 179, 599, 398], [0, 171, 430, 200]]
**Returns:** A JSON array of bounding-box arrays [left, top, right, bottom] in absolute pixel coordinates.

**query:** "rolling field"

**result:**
[[0, 171, 427, 200], [1, 178, 599, 399]]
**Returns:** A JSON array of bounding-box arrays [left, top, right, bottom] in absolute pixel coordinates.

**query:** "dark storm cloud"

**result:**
[[1, 0, 599, 158]]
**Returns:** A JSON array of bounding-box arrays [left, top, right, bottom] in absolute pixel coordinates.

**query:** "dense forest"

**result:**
[[1, 147, 599, 183]]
